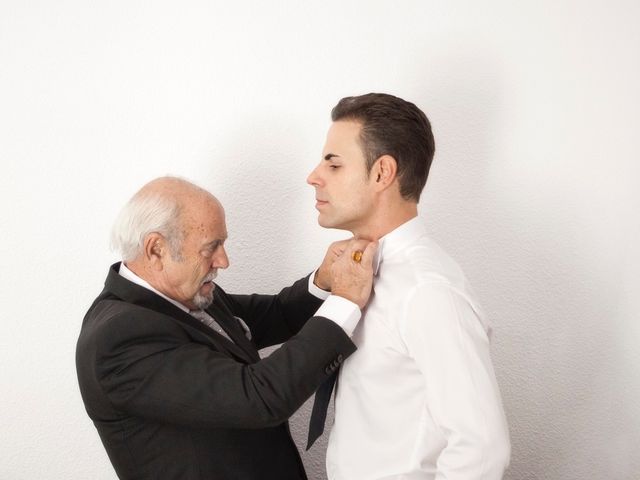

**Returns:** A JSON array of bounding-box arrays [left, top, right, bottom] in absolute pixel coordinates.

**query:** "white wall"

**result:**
[[1, 1, 638, 479]]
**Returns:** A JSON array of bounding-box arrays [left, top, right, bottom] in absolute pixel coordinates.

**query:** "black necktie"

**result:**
[[306, 370, 338, 450]]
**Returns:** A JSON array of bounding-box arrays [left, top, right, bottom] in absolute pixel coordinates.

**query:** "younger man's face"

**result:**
[[307, 120, 378, 235]]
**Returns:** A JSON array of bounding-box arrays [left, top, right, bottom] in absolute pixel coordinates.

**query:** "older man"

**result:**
[[76, 176, 376, 480]]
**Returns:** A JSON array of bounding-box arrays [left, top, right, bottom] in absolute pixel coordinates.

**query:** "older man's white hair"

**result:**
[[110, 183, 184, 262]]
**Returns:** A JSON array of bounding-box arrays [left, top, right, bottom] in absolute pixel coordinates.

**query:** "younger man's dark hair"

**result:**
[[331, 93, 435, 202]]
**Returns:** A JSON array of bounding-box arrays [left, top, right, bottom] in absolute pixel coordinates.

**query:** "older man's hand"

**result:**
[[330, 239, 377, 310], [313, 239, 353, 291]]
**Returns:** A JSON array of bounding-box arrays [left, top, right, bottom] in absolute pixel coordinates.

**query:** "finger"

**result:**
[[347, 237, 371, 253], [344, 240, 366, 261], [345, 240, 374, 264], [359, 241, 378, 267], [331, 238, 353, 254]]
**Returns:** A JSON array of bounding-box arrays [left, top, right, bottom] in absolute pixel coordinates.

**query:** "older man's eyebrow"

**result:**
[[204, 237, 226, 248], [324, 153, 340, 161]]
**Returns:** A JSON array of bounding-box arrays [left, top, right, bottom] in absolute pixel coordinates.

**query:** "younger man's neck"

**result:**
[[353, 202, 418, 241]]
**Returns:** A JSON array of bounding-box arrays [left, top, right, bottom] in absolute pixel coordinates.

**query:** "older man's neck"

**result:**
[[124, 259, 155, 284]]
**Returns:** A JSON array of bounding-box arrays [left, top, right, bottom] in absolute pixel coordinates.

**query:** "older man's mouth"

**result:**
[[201, 272, 218, 290]]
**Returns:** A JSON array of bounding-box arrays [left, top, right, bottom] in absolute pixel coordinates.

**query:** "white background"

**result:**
[[1, 1, 638, 479]]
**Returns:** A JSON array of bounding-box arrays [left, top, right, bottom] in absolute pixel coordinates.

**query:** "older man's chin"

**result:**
[[192, 288, 215, 310]]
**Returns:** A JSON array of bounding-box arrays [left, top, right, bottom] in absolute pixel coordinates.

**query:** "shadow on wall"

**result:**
[[198, 110, 331, 480], [419, 53, 637, 479], [199, 111, 314, 295], [487, 209, 633, 479]]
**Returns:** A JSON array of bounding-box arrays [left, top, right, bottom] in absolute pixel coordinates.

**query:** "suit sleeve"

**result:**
[[218, 274, 324, 349], [95, 301, 354, 430]]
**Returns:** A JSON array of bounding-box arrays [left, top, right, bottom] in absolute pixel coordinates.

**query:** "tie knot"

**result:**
[[190, 310, 225, 337], [190, 309, 207, 320]]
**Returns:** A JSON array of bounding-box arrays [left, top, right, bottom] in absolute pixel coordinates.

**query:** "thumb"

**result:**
[[360, 241, 379, 268]]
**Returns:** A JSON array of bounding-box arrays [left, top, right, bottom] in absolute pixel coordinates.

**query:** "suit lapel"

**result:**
[[208, 300, 260, 362], [104, 263, 257, 363]]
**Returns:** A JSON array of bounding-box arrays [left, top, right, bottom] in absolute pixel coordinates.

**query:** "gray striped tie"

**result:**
[[190, 310, 233, 342]]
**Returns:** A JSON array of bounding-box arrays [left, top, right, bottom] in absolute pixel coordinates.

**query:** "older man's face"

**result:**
[[160, 197, 229, 310]]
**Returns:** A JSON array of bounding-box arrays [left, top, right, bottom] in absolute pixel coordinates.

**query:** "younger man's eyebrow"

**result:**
[[324, 153, 340, 161]]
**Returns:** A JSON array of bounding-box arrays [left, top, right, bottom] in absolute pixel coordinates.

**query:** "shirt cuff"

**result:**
[[314, 295, 361, 337], [308, 270, 331, 300]]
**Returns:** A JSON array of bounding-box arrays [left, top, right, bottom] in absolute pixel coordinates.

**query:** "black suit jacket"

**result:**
[[76, 263, 355, 480]]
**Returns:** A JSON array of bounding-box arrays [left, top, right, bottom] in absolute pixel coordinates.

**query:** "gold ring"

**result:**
[[352, 250, 363, 263]]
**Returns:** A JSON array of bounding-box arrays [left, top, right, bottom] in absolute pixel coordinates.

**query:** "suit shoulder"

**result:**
[[81, 299, 187, 345]]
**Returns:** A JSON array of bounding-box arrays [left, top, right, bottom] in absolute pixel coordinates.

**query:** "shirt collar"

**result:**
[[373, 216, 427, 274], [118, 263, 191, 313]]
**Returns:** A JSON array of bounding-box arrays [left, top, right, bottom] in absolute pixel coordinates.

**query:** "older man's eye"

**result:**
[[201, 241, 223, 257]]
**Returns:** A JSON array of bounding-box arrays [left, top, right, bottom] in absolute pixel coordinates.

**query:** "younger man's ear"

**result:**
[[372, 154, 398, 189]]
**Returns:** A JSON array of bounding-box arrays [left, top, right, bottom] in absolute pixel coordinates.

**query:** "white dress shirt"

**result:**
[[326, 217, 510, 480]]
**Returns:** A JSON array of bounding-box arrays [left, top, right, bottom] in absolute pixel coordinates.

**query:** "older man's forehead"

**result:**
[[178, 197, 223, 229]]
